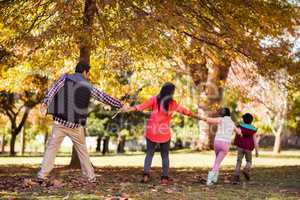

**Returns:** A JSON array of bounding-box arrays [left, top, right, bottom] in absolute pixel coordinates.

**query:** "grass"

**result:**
[[0, 150, 299, 200], [1, 150, 300, 167]]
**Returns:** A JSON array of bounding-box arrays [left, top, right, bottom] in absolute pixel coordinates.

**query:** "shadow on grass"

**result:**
[[0, 165, 299, 200]]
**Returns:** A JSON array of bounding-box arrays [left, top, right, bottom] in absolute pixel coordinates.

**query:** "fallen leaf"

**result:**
[[164, 188, 175, 194], [279, 189, 288, 193], [62, 192, 70, 200], [52, 179, 65, 187], [224, 179, 231, 184], [23, 178, 38, 188], [151, 188, 158, 192], [121, 193, 130, 198]]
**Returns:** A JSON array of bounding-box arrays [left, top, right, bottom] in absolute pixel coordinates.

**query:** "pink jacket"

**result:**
[[134, 96, 193, 143]]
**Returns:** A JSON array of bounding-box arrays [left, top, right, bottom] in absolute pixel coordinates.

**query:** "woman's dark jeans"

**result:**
[[144, 139, 170, 177]]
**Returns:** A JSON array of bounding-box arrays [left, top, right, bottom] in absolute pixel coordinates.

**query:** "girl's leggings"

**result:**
[[212, 140, 231, 171], [144, 139, 170, 177]]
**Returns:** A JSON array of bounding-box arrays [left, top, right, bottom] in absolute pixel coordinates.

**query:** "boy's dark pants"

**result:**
[[235, 147, 252, 176], [144, 139, 170, 177]]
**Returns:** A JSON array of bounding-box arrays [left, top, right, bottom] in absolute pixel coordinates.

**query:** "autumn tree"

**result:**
[[0, 0, 298, 156], [0, 74, 47, 155], [228, 61, 291, 153]]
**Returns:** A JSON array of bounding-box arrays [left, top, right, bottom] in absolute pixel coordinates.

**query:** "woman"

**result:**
[[126, 82, 199, 184]]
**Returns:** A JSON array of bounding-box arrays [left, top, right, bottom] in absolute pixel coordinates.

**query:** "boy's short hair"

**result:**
[[242, 113, 254, 124], [75, 61, 91, 73]]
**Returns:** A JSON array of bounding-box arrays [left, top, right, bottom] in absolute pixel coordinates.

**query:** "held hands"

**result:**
[[236, 128, 242, 136], [120, 104, 130, 112], [40, 103, 48, 116], [112, 104, 129, 119], [196, 115, 205, 121], [120, 104, 136, 112]]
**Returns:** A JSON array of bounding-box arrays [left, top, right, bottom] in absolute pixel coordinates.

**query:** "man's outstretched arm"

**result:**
[[91, 86, 123, 109]]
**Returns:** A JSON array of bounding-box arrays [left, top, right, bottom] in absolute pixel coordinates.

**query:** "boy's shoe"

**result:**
[[206, 171, 215, 186], [232, 175, 240, 184], [140, 173, 150, 183], [160, 176, 173, 185], [212, 171, 219, 183], [242, 169, 250, 181]]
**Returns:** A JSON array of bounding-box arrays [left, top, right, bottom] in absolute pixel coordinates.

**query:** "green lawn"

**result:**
[[0, 150, 299, 200]]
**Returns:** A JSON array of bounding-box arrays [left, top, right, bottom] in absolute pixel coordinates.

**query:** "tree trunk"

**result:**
[[197, 108, 210, 150], [10, 133, 17, 156], [174, 138, 183, 150], [198, 61, 231, 150], [79, 0, 96, 64], [20, 127, 26, 155], [117, 135, 126, 154], [185, 52, 207, 151], [69, 146, 81, 169], [102, 136, 110, 155], [272, 69, 288, 154], [9, 107, 30, 156], [184, 44, 231, 151], [273, 133, 281, 153], [271, 118, 284, 154], [272, 114, 285, 154], [69, 0, 96, 167], [96, 135, 102, 152], [0, 134, 5, 153]]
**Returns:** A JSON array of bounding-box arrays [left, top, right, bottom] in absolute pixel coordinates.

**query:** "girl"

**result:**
[[199, 108, 241, 186], [126, 82, 199, 184]]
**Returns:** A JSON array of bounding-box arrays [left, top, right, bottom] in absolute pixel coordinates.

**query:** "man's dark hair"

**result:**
[[75, 61, 91, 73], [242, 113, 254, 124], [219, 107, 231, 117]]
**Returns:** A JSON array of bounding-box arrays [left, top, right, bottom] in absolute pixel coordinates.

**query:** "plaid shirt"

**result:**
[[44, 73, 123, 128]]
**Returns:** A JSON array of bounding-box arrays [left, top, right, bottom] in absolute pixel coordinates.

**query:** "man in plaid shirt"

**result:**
[[38, 61, 126, 183]]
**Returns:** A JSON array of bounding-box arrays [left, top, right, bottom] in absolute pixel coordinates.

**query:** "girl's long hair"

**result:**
[[157, 82, 175, 112], [219, 107, 231, 117]]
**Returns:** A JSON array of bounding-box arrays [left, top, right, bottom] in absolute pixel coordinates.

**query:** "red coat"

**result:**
[[134, 96, 193, 143]]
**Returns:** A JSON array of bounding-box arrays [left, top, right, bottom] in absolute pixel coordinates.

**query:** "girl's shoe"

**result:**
[[140, 173, 150, 183], [206, 171, 215, 186], [212, 171, 219, 183], [160, 176, 173, 185], [36, 177, 49, 186], [88, 177, 97, 183]]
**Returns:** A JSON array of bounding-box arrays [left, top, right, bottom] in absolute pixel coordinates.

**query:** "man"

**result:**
[[38, 61, 126, 182]]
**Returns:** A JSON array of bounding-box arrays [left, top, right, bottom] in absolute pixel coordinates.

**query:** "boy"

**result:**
[[233, 113, 259, 183]]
